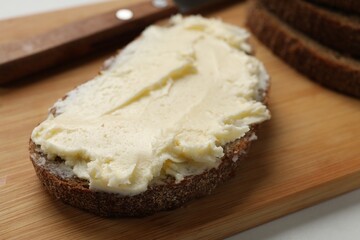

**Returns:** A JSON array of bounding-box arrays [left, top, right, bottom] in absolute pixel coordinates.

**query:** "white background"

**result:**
[[1, 1, 360, 239]]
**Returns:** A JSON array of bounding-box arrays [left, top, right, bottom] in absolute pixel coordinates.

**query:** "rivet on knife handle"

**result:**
[[116, 9, 134, 21]]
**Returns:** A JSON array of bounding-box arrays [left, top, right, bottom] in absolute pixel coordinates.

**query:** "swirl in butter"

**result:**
[[31, 15, 270, 195]]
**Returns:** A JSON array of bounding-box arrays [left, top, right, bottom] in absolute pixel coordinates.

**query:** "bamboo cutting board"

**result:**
[[1, 1, 360, 239]]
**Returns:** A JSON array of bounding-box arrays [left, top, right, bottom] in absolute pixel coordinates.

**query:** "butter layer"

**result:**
[[31, 15, 270, 195]]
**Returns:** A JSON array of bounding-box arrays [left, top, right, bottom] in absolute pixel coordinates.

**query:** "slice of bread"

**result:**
[[260, 0, 360, 57], [308, 0, 360, 15], [29, 16, 270, 217], [247, 0, 360, 98]]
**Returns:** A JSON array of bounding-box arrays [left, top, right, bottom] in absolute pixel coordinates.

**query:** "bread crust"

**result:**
[[29, 126, 259, 217], [308, 0, 360, 15], [260, 0, 360, 57], [247, 0, 360, 98]]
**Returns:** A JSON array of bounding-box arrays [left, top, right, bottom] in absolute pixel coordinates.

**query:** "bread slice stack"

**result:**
[[247, 0, 360, 98]]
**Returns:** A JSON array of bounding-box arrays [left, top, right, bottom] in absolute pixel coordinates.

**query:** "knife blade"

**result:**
[[0, 0, 231, 84]]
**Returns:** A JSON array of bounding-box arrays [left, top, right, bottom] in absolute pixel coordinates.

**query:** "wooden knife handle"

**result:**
[[0, 0, 177, 84]]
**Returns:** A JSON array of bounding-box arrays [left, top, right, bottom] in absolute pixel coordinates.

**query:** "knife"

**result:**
[[0, 0, 228, 84]]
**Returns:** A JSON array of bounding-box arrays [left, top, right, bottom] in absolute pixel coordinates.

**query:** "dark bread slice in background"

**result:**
[[247, 0, 360, 98], [260, 0, 360, 58], [308, 0, 360, 15]]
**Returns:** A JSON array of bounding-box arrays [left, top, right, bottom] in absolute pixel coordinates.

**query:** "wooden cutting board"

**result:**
[[1, 1, 359, 239]]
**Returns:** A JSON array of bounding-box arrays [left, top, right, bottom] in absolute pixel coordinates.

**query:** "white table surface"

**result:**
[[1, 1, 360, 239]]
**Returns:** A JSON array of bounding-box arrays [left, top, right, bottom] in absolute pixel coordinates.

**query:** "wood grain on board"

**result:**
[[1, 1, 359, 239]]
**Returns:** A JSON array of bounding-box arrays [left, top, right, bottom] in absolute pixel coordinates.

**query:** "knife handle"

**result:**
[[0, 0, 177, 84]]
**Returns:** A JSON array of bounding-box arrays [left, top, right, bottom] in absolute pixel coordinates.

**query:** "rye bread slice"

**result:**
[[260, 0, 360, 57], [247, 0, 360, 98], [308, 0, 360, 15], [29, 38, 270, 217]]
